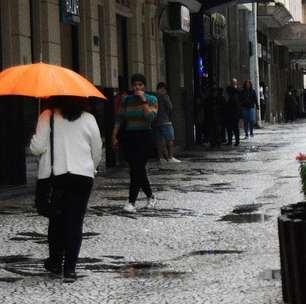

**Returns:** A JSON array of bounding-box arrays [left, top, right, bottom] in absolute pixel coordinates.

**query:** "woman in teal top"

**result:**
[[112, 74, 158, 213]]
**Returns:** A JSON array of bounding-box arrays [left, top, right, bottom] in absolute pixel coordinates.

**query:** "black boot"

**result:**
[[44, 258, 62, 275]]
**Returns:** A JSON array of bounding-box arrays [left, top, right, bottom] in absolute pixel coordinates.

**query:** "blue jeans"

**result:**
[[243, 108, 256, 137]]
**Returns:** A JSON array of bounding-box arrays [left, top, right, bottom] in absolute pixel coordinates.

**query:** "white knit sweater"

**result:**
[[30, 109, 102, 179]]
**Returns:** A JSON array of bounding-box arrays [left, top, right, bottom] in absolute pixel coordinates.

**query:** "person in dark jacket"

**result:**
[[205, 87, 221, 148], [217, 88, 227, 143], [285, 86, 297, 122], [225, 78, 241, 146], [240, 80, 258, 138]]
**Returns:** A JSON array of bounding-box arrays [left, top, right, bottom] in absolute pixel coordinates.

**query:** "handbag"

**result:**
[[35, 112, 63, 218]]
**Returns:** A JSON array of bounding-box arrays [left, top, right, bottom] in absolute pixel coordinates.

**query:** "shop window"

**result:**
[[60, 0, 80, 24], [116, 0, 130, 8]]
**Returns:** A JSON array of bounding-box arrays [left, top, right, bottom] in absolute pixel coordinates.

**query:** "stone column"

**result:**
[[165, 35, 186, 148], [87, 0, 102, 85], [79, 0, 101, 83], [100, 0, 118, 88], [143, 0, 158, 91], [10, 0, 32, 65], [41, 0, 61, 65], [1, 0, 13, 68], [248, 3, 261, 123], [127, 0, 145, 80]]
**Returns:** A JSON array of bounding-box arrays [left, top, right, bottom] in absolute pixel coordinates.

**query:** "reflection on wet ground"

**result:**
[[9, 232, 100, 244], [232, 203, 263, 214], [0, 204, 34, 215], [0, 277, 23, 283], [89, 205, 199, 219], [184, 250, 243, 256], [219, 213, 271, 224], [0, 248, 243, 281], [259, 269, 281, 281]]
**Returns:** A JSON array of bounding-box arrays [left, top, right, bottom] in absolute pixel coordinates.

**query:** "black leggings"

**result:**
[[48, 173, 93, 272], [123, 131, 153, 204]]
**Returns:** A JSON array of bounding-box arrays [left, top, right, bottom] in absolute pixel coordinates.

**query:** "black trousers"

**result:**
[[48, 173, 93, 272], [226, 119, 240, 144], [123, 131, 153, 204]]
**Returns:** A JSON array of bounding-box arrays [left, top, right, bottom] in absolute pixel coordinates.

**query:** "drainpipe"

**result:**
[[248, 2, 261, 126]]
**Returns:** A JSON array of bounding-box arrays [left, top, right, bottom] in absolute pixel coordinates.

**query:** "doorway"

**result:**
[[116, 15, 129, 91], [61, 24, 80, 72]]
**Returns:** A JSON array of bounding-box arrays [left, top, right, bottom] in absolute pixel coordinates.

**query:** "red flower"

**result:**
[[296, 153, 306, 161]]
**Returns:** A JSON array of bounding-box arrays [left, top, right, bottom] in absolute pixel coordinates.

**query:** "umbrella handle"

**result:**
[[38, 98, 41, 117]]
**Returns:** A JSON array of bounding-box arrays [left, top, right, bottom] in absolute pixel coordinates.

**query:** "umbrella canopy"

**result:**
[[0, 62, 106, 100]]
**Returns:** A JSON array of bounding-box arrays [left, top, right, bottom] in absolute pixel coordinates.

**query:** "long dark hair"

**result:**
[[243, 80, 253, 91], [50, 96, 90, 121]]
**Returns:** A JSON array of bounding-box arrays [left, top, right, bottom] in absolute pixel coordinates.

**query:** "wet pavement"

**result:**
[[1, 122, 306, 303]]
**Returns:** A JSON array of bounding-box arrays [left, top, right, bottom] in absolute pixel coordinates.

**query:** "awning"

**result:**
[[257, 3, 293, 28], [269, 22, 306, 66], [270, 22, 306, 52], [199, 0, 273, 12]]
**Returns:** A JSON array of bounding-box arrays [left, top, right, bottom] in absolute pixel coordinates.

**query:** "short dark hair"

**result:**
[[157, 82, 167, 90], [131, 73, 146, 86]]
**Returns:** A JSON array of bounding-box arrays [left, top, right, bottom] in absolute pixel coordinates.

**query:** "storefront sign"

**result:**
[[211, 13, 226, 40], [60, 0, 80, 24], [168, 3, 191, 33], [181, 5, 190, 32]]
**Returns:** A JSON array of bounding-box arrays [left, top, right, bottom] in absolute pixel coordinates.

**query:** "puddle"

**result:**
[[188, 157, 244, 163], [278, 176, 298, 180], [257, 194, 279, 200], [232, 203, 263, 214], [0, 204, 34, 215], [219, 213, 271, 224], [89, 205, 198, 219], [0, 277, 23, 283], [259, 269, 281, 281], [187, 250, 243, 256], [10, 231, 99, 244], [120, 269, 186, 279], [0, 255, 32, 264]]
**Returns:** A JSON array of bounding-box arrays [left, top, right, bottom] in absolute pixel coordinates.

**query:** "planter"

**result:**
[[278, 206, 306, 303]]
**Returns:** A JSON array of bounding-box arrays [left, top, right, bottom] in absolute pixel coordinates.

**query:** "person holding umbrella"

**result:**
[[0, 62, 105, 283], [30, 97, 102, 282], [112, 73, 158, 213]]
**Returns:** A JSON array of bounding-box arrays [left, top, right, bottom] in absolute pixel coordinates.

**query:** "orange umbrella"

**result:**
[[0, 62, 106, 100]]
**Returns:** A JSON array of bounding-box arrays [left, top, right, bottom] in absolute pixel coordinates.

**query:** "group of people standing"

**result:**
[[198, 78, 259, 147]]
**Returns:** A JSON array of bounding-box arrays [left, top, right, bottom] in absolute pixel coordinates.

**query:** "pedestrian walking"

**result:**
[[240, 80, 258, 138], [154, 82, 181, 163], [112, 73, 158, 213], [259, 81, 266, 121], [30, 97, 102, 283], [216, 87, 227, 143], [225, 78, 241, 146], [205, 86, 222, 148], [285, 86, 297, 122]]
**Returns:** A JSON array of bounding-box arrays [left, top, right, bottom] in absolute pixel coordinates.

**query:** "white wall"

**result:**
[[276, 0, 303, 22]]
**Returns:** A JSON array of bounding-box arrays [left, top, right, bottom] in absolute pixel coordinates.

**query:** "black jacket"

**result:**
[[226, 86, 241, 121], [240, 89, 258, 109]]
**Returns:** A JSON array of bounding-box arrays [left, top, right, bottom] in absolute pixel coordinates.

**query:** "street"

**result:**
[[0, 121, 305, 304]]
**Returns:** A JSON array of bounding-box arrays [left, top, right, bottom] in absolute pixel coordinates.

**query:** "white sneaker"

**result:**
[[123, 203, 137, 213], [159, 158, 168, 164], [145, 196, 157, 209], [168, 157, 181, 163]]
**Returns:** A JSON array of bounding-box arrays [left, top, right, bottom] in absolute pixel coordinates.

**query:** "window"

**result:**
[[116, 0, 130, 8]]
